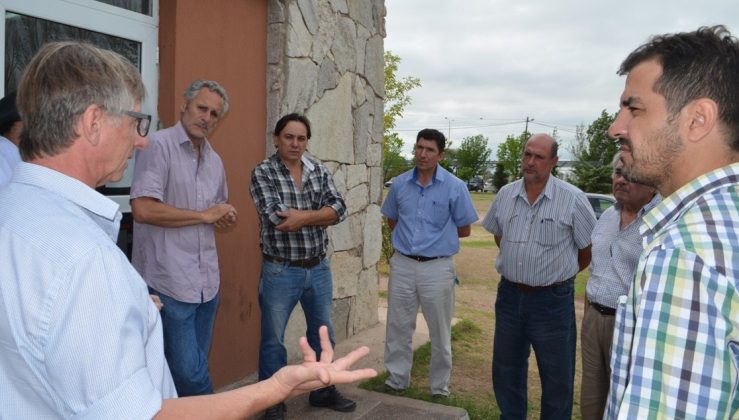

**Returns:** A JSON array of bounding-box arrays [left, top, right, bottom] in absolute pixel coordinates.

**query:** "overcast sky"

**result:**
[[384, 0, 739, 160]]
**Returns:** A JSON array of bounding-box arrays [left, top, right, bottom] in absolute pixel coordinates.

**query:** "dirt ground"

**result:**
[[379, 191, 587, 419]]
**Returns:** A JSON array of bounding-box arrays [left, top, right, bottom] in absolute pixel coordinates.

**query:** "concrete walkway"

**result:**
[[253, 307, 469, 419]]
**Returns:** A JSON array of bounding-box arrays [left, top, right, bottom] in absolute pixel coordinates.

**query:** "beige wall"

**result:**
[[158, 0, 268, 387]]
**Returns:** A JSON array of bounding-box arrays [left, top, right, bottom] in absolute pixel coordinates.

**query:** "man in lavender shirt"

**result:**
[[130, 80, 237, 396]]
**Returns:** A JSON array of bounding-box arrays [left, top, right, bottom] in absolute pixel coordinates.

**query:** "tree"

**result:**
[[496, 132, 527, 181], [455, 134, 491, 182], [569, 110, 618, 193], [382, 51, 421, 181], [440, 143, 456, 173], [383, 133, 409, 181], [492, 163, 508, 192]]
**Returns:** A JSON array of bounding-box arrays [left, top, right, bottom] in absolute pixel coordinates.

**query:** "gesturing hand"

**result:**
[[271, 326, 377, 398]]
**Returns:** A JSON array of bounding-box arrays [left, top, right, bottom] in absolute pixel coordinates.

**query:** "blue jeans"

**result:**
[[152, 289, 219, 397], [258, 258, 335, 380], [492, 278, 576, 420]]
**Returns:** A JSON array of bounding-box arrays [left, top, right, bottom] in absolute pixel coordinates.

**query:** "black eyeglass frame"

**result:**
[[122, 110, 152, 137]]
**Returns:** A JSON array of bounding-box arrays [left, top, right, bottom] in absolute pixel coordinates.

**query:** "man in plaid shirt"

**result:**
[[605, 26, 739, 419], [250, 113, 351, 420]]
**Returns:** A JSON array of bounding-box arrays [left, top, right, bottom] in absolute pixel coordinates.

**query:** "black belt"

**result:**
[[399, 252, 444, 262], [262, 253, 324, 269], [589, 300, 616, 316], [501, 276, 573, 293]]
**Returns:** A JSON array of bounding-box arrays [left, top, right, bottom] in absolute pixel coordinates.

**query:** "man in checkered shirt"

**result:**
[[605, 26, 739, 419], [250, 113, 352, 420]]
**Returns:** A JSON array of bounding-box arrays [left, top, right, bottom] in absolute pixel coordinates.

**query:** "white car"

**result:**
[[585, 193, 616, 219]]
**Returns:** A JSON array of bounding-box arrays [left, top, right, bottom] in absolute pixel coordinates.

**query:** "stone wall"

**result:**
[[266, 0, 385, 360]]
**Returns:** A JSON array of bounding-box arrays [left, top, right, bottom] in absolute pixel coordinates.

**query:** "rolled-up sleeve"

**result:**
[[250, 164, 288, 226], [320, 167, 346, 223], [130, 139, 167, 201]]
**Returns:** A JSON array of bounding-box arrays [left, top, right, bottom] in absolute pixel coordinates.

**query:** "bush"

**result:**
[[381, 218, 393, 264]]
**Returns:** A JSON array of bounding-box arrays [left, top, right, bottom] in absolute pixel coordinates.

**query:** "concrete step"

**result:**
[[280, 386, 469, 420]]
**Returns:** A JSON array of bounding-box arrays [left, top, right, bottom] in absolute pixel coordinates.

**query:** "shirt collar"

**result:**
[[174, 121, 212, 153], [270, 152, 315, 172], [12, 162, 121, 241], [641, 162, 739, 237], [517, 174, 556, 202], [614, 191, 662, 217], [411, 164, 445, 185]]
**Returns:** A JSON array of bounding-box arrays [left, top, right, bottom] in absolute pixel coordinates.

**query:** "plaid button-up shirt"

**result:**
[[250, 153, 346, 260], [606, 162, 739, 419]]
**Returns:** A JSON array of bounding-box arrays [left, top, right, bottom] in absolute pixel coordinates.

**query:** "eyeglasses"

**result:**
[[123, 110, 152, 137]]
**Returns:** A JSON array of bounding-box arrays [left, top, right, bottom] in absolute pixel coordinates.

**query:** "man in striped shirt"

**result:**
[[605, 26, 739, 419], [580, 152, 659, 420], [482, 133, 596, 420]]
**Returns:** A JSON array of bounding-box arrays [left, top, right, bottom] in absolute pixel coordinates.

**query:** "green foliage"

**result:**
[[491, 163, 508, 192], [384, 51, 421, 136], [359, 318, 500, 419], [383, 51, 420, 182], [440, 141, 456, 173], [456, 134, 492, 182], [569, 110, 619, 193], [381, 218, 393, 265], [383, 132, 410, 181], [496, 132, 527, 181]]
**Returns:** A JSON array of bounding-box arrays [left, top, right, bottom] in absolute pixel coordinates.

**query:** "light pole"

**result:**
[[444, 116, 453, 141]]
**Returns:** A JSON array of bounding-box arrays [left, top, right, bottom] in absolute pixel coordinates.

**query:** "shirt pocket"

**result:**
[[504, 214, 529, 243], [303, 178, 324, 210], [535, 217, 568, 246], [432, 199, 451, 228]]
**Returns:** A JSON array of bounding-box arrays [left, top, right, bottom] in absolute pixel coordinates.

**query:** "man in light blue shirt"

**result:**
[[0, 41, 376, 420], [381, 128, 478, 397]]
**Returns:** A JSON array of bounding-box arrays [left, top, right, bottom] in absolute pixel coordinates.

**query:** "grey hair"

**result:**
[[17, 41, 145, 160], [184, 80, 229, 116]]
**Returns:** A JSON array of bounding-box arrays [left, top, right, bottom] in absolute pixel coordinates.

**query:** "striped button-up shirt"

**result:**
[[586, 193, 661, 309], [0, 163, 176, 419], [250, 153, 346, 260], [606, 163, 739, 419], [482, 175, 596, 286], [131, 122, 228, 303]]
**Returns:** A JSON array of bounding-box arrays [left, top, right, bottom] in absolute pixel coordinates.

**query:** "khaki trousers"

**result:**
[[580, 303, 616, 420]]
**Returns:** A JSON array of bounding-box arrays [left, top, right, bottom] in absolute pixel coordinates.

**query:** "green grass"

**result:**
[[360, 319, 500, 419], [459, 239, 495, 248], [575, 270, 588, 299]]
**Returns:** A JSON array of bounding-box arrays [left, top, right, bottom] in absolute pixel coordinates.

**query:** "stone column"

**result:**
[[266, 0, 385, 359]]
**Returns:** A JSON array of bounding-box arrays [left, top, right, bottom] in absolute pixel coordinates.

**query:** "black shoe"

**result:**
[[383, 384, 406, 395], [309, 385, 357, 412], [432, 393, 449, 402], [264, 402, 285, 420]]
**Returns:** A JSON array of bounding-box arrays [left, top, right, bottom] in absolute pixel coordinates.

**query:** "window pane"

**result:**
[[4, 12, 143, 192], [5, 12, 142, 92], [94, 0, 151, 16]]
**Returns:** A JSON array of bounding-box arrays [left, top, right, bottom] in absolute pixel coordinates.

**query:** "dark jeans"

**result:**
[[258, 258, 335, 381], [492, 278, 576, 420], [152, 290, 219, 397]]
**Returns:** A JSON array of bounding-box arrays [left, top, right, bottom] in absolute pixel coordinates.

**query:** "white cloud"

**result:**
[[385, 0, 739, 159]]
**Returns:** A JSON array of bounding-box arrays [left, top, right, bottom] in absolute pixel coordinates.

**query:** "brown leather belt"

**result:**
[[399, 252, 444, 262], [501, 276, 573, 293], [262, 253, 324, 269], [589, 300, 616, 316]]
